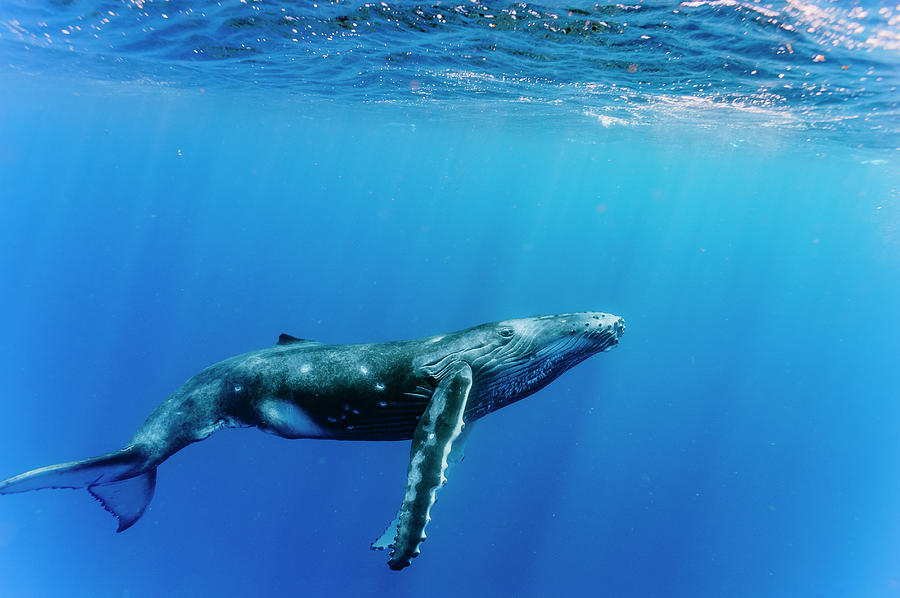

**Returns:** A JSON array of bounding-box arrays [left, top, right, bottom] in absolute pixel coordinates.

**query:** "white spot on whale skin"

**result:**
[[233, 384, 243, 392], [360, 366, 369, 375], [300, 364, 311, 374], [375, 382, 386, 391], [378, 401, 388, 407]]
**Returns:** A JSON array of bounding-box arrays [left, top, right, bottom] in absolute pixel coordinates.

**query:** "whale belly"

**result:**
[[257, 399, 328, 439]]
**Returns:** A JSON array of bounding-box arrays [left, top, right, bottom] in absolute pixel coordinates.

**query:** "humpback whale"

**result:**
[[0, 312, 624, 570]]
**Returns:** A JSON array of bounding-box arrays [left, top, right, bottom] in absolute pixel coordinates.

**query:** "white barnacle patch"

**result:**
[[374, 382, 386, 391], [359, 366, 369, 375], [300, 364, 311, 374]]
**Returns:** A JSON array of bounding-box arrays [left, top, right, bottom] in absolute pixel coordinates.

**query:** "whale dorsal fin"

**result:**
[[276, 333, 320, 347]]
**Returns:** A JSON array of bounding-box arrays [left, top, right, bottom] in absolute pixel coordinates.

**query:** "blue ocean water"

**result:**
[[0, 1, 898, 596]]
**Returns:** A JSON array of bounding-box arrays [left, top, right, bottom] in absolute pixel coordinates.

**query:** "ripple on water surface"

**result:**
[[1, 0, 898, 146]]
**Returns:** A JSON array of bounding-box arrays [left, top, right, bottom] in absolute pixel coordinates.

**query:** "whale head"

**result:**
[[469, 311, 625, 411]]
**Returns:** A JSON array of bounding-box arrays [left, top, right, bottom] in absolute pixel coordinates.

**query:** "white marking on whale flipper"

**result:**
[[382, 361, 472, 570]]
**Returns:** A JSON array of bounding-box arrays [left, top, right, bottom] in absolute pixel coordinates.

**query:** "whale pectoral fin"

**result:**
[[371, 422, 475, 553], [382, 362, 472, 571], [88, 469, 157, 533]]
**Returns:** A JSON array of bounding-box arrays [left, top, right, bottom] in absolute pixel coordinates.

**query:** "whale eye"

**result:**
[[498, 327, 514, 338]]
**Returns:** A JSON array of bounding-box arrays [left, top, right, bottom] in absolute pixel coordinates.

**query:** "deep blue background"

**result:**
[[0, 75, 898, 597]]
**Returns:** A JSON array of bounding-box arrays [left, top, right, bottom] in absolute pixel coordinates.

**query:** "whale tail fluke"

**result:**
[[0, 447, 156, 532], [88, 469, 157, 532]]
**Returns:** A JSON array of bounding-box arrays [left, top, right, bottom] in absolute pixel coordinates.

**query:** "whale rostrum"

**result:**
[[0, 312, 625, 570]]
